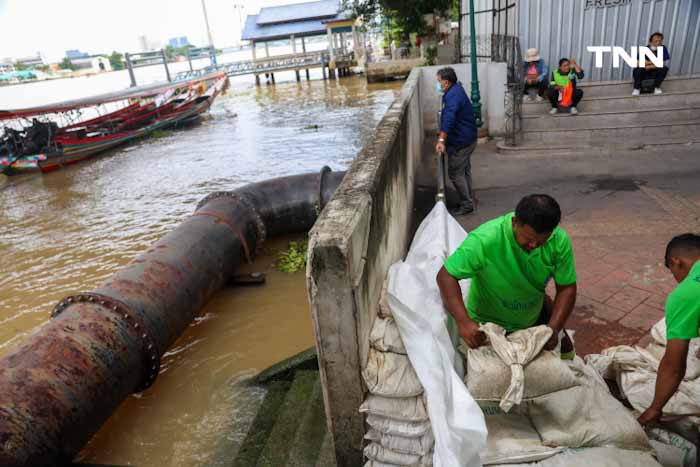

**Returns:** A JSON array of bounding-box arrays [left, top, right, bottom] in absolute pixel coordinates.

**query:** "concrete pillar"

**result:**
[[265, 41, 270, 58], [306, 69, 310, 80], [301, 36, 307, 53], [271, 72, 275, 84], [327, 27, 335, 62], [252, 41, 260, 86]]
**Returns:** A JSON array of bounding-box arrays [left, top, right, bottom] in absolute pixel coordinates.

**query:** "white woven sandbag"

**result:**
[[647, 427, 697, 467], [363, 348, 423, 397], [491, 447, 662, 467], [370, 315, 407, 354], [365, 428, 435, 456], [364, 442, 433, 466], [479, 402, 563, 465], [648, 319, 700, 380], [464, 324, 578, 411], [528, 385, 651, 452], [366, 413, 432, 438], [359, 394, 428, 422]]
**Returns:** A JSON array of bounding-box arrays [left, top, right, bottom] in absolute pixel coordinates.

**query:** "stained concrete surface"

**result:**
[[418, 139, 700, 355]]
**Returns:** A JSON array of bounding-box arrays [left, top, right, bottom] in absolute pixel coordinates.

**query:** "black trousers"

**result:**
[[633, 66, 668, 89], [546, 87, 583, 109], [523, 80, 547, 97]]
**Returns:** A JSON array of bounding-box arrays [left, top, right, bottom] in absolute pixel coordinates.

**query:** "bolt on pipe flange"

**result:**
[[51, 292, 161, 393]]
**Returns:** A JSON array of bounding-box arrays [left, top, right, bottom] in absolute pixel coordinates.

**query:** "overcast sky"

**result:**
[[0, 0, 304, 62]]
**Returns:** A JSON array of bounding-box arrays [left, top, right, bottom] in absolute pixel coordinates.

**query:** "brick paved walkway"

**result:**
[[454, 169, 700, 355]]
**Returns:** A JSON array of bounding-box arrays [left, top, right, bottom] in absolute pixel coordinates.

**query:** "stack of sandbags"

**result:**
[[361, 283, 435, 467], [587, 318, 700, 443], [460, 323, 654, 465]]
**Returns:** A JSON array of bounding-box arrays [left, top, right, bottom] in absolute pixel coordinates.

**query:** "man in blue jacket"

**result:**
[[435, 67, 478, 216]]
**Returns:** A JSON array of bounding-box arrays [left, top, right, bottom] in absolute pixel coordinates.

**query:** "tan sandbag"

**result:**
[[370, 315, 407, 354], [378, 279, 392, 318], [528, 385, 651, 452], [363, 348, 423, 398], [479, 402, 563, 465], [359, 394, 428, 421], [464, 324, 578, 412], [491, 447, 662, 466], [366, 413, 432, 438], [364, 442, 433, 466], [365, 428, 434, 456]]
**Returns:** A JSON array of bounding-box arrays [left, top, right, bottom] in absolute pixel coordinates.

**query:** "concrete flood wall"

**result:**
[[306, 62, 505, 466]]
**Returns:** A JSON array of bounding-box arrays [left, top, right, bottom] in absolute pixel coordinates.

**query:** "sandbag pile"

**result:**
[[587, 318, 700, 443], [361, 282, 435, 467], [460, 323, 655, 465]]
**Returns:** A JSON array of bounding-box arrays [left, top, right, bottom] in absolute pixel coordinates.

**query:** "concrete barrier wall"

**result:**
[[419, 62, 508, 136], [307, 67, 424, 467], [306, 62, 504, 466]]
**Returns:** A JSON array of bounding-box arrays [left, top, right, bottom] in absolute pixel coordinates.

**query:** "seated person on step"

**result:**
[[523, 48, 548, 102], [436, 194, 577, 357], [546, 58, 584, 115], [638, 234, 700, 426], [633, 32, 670, 96]]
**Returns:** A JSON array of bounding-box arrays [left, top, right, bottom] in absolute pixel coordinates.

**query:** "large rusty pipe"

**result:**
[[0, 167, 345, 467]]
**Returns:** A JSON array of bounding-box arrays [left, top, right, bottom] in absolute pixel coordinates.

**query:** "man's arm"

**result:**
[[544, 282, 577, 350], [436, 266, 485, 348], [436, 95, 459, 154], [638, 339, 689, 426]]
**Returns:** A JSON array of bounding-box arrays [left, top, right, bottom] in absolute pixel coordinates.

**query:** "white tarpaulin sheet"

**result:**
[[387, 201, 488, 467]]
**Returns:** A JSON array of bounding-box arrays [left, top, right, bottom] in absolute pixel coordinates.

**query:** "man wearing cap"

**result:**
[[523, 48, 548, 102]]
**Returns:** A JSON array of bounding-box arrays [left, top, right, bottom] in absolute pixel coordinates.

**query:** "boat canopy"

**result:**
[[0, 71, 225, 121]]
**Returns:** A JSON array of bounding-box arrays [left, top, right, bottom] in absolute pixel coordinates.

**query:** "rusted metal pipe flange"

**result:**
[[51, 293, 161, 393], [195, 191, 267, 253]]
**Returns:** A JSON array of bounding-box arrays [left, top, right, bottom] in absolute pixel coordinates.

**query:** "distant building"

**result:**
[[168, 36, 189, 48], [14, 53, 46, 68], [70, 56, 112, 73], [66, 49, 89, 60], [0, 61, 14, 73]]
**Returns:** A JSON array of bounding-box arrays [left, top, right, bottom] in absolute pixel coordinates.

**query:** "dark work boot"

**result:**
[[451, 203, 474, 216]]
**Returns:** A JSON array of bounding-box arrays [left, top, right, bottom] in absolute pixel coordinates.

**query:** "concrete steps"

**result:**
[[522, 91, 700, 115], [501, 74, 700, 155], [232, 348, 334, 467], [520, 120, 700, 146], [522, 106, 700, 131], [575, 74, 700, 99]]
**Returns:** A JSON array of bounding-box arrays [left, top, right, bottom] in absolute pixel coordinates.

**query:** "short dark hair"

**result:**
[[649, 32, 664, 42], [515, 194, 562, 234], [558, 58, 570, 67], [665, 233, 700, 268], [437, 67, 458, 84]]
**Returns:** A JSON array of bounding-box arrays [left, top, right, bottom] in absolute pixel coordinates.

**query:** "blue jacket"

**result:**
[[523, 59, 548, 82], [440, 82, 477, 154]]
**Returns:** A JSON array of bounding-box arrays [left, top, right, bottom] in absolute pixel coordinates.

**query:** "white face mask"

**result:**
[[650, 45, 658, 51]]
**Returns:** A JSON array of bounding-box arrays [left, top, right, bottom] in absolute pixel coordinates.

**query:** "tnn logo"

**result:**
[[586, 46, 665, 68]]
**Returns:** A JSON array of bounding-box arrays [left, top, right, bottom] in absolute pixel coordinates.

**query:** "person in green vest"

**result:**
[[638, 234, 700, 426], [437, 194, 577, 356], [546, 58, 585, 115]]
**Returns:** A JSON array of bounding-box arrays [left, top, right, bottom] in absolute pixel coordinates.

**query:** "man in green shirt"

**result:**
[[638, 234, 700, 426], [437, 194, 577, 353]]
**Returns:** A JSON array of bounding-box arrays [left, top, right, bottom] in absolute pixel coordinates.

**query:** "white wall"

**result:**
[[419, 62, 507, 136]]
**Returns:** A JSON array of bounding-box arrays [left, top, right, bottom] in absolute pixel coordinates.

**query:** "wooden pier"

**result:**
[[175, 49, 355, 85]]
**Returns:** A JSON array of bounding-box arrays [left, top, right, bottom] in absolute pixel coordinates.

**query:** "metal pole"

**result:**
[[125, 53, 137, 87], [201, 0, 214, 48], [468, 0, 483, 127], [161, 49, 172, 82], [188, 49, 194, 71], [436, 151, 446, 203]]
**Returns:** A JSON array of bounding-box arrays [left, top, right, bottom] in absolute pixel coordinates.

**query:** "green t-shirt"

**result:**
[[444, 212, 577, 332], [665, 260, 700, 341]]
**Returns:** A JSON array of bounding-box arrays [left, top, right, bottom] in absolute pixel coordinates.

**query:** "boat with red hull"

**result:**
[[0, 71, 228, 175]]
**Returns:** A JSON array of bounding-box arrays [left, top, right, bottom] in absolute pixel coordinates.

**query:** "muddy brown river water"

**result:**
[[0, 63, 401, 465]]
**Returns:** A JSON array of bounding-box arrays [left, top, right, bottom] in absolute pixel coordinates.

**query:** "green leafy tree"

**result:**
[[344, 0, 451, 37], [13, 61, 28, 71], [109, 51, 124, 70], [59, 57, 75, 70]]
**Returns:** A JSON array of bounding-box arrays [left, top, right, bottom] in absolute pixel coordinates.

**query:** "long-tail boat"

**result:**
[[0, 71, 228, 175]]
